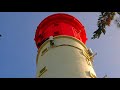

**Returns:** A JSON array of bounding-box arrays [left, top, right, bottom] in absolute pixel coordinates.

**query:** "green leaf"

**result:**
[[102, 29, 106, 35], [92, 12, 118, 40]]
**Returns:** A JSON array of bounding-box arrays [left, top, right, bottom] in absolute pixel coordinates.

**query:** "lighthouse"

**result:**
[[34, 13, 97, 78]]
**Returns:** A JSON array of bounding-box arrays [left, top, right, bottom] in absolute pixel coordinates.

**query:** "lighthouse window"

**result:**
[[40, 66, 47, 74], [89, 71, 96, 78], [38, 66, 47, 77], [41, 48, 48, 56]]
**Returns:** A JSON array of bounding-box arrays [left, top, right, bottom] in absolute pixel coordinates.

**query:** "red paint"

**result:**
[[34, 13, 87, 49]]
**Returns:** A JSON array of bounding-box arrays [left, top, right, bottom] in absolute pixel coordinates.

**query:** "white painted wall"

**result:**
[[36, 35, 97, 78]]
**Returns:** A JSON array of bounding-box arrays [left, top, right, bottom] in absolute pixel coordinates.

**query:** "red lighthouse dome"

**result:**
[[34, 13, 87, 49]]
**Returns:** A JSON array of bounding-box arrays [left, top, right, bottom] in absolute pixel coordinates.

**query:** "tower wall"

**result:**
[[36, 35, 97, 78]]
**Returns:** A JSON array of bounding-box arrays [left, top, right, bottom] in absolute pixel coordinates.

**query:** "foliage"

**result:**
[[91, 12, 120, 39]]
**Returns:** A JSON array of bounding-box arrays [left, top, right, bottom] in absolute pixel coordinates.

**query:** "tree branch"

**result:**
[[91, 12, 116, 39]]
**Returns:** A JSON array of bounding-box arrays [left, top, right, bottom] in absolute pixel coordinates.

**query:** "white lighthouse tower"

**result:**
[[34, 13, 97, 78]]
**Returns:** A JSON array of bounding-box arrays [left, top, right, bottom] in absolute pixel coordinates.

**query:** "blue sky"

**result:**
[[0, 12, 120, 78]]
